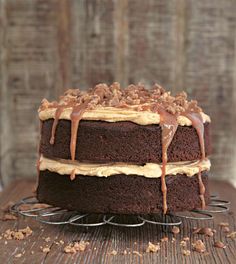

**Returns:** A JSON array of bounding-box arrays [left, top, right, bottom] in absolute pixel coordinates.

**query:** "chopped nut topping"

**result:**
[[214, 241, 226, 249], [172, 226, 180, 235], [182, 249, 191, 256], [192, 240, 206, 253], [64, 241, 89, 253], [3, 226, 33, 240], [40, 82, 203, 116], [146, 242, 160, 253]]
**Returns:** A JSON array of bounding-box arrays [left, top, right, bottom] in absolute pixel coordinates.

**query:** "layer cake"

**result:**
[[36, 83, 212, 214]]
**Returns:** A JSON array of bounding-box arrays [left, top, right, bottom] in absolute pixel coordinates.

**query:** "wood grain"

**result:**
[[0, 179, 235, 263], [0, 0, 236, 187]]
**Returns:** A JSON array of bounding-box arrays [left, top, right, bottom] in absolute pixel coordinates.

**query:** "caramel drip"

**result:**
[[184, 112, 206, 208], [198, 167, 206, 209], [50, 106, 65, 145], [184, 112, 205, 159], [154, 106, 178, 214], [70, 100, 90, 161], [70, 169, 76, 181]]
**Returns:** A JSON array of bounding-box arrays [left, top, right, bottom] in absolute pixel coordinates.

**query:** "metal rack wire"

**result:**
[[11, 195, 230, 228]]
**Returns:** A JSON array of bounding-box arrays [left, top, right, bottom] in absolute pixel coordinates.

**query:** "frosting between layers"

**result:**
[[39, 156, 211, 178], [39, 106, 211, 126]]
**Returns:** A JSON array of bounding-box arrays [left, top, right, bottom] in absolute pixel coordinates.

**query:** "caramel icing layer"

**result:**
[[39, 106, 211, 126], [39, 156, 211, 178]]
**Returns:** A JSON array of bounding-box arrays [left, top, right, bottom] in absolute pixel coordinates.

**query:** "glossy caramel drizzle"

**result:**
[[50, 106, 65, 145], [197, 166, 206, 209], [70, 100, 90, 161], [184, 112, 206, 209], [70, 169, 76, 181], [153, 105, 178, 214]]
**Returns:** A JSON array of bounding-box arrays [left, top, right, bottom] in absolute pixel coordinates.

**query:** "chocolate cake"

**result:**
[[36, 83, 212, 214]]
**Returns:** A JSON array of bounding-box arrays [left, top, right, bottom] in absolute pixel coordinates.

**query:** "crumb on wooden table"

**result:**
[[146, 242, 160, 253]]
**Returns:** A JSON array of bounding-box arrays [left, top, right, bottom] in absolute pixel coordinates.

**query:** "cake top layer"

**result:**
[[39, 82, 204, 115]]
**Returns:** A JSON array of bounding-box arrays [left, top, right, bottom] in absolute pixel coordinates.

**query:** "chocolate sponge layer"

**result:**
[[37, 170, 210, 214], [40, 120, 211, 163]]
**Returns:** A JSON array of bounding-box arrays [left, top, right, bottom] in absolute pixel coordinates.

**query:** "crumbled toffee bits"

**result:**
[[64, 241, 89, 254], [40, 82, 202, 115], [3, 226, 32, 240]]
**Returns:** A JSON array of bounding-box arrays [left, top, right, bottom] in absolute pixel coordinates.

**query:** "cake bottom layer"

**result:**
[[36, 170, 210, 215]]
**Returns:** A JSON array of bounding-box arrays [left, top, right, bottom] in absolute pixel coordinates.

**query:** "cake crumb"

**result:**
[[171, 237, 176, 243], [59, 240, 65, 245], [133, 251, 142, 257], [214, 241, 226, 249], [193, 227, 213, 237], [172, 226, 180, 235], [1, 213, 17, 221], [64, 241, 89, 254], [161, 236, 168, 242], [183, 237, 190, 241], [180, 240, 187, 247], [15, 253, 22, 258], [4, 241, 8, 245], [226, 231, 236, 239], [123, 250, 128, 255], [146, 242, 160, 253], [222, 226, 230, 233], [182, 249, 191, 256], [41, 246, 50, 253], [3, 226, 32, 240], [31, 251, 34, 255], [192, 240, 206, 253], [110, 250, 117, 256], [43, 237, 51, 242]]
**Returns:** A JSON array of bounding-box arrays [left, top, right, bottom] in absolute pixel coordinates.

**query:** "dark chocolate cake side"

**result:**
[[37, 170, 210, 215], [40, 119, 211, 163]]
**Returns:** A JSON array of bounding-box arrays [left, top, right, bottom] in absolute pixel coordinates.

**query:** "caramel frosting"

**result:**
[[39, 156, 211, 179], [39, 106, 210, 126]]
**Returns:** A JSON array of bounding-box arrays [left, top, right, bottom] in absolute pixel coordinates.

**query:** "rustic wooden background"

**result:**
[[0, 0, 236, 187]]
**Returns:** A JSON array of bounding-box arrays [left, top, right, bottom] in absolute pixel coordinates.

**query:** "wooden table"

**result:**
[[0, 180, 235, 264]]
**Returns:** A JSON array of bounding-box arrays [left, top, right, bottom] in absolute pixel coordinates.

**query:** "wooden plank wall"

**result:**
[[0, 0, 236, 186]]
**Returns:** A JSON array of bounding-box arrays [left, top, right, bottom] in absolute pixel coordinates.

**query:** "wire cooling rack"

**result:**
[[11, 195, 230, 228]]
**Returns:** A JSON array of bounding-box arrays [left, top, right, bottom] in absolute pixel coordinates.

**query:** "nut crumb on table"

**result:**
[[64, 241, 89, 254], [192, 240, 206, 253], [146, 242, 160, 253], [3, 226, 32, 240]]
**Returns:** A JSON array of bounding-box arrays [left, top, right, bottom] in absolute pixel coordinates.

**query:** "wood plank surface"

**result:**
[[0, 179, 235, 263]]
